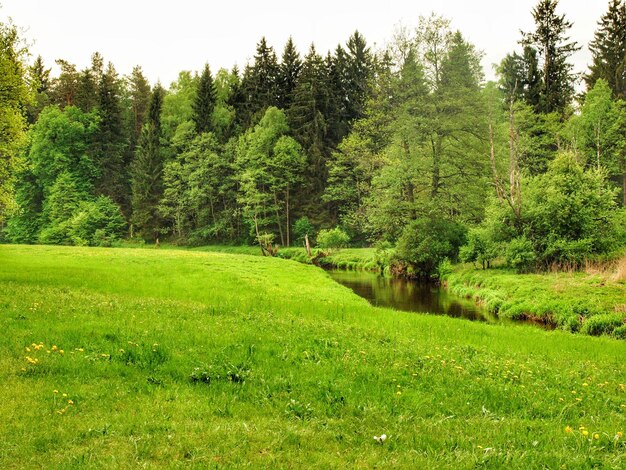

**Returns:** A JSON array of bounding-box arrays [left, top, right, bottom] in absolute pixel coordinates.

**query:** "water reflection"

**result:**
[[328, 270, 494, 322]]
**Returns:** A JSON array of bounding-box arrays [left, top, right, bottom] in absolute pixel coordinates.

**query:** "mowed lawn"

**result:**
[[0, 245, 625, 468]]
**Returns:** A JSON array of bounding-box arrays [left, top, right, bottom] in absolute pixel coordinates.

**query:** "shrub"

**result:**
[[316, 227, 350, 250], [395, 216, 466, 280], [67, 197, 127, 247], [460, 226, 499, 269], [506, 236, 537, 271]]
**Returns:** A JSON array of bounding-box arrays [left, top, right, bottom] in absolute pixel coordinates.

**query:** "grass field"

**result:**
[[1, 245, 625, 468]]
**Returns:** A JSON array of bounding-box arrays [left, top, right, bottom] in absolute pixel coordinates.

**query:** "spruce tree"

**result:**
[[587, 0, 626, 99], [278, 37, 302, 110], [94, 62, 128, 209], [192, 63, 216, 134], [522, 0, 580, 115], [248, 37, 279, 118], [130, 84, 165, 240], [344, 31, 373, 122], [27, 55, 51, 123], [127, 66, 151, 158]]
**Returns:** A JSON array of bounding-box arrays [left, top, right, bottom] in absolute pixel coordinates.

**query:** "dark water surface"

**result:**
[[328, 270, 495, 322]]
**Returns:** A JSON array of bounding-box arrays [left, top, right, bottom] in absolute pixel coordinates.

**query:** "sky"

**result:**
[[0, 0, 609, 87]]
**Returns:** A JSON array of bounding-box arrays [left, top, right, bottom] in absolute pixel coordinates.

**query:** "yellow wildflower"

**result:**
[[582, 430, 589, 437], [564, 426, 573, 433], [593, 433, 599, 440]]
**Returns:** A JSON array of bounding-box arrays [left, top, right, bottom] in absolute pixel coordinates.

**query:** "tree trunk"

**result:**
[[286, 185, 290, 247], [304, 233, 312, 257]]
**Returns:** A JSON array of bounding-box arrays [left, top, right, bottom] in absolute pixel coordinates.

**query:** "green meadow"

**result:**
[[1, 244, 625, 468]]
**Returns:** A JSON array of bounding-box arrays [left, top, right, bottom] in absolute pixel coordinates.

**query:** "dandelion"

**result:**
[[67, 400, 74, 405], [582, 430, 589, 437], [582, 382, 588, 387], [564, 426, 573, 433], [59, 350, 64, 355], [51, 345, 57, 351], [53, 390, 59, 394], [593, 433, 599, 440]]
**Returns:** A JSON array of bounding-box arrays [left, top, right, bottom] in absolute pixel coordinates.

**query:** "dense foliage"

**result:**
[[2, 1, 626, 275]]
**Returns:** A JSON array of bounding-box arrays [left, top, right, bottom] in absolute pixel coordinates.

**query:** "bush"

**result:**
[[481, 153, 623, 271], [316, 227, 350, 250], [506, 236, 537, 271], [460, 226, 499, 269], [395, 216, 466, 280], [67, 197, 127, 247]]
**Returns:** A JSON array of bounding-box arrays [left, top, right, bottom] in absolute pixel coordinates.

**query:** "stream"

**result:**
[[328, 269, 496, 322]]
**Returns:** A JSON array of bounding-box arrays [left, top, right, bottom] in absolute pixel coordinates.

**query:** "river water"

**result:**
[[328, 270, 496, 322]]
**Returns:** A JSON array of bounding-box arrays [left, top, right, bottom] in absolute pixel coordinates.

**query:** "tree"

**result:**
[[568, 79, 622, 172], [50, 59, 79, 108], [586, 0, 626, 99], [0, 18, 30, 228], [236, 107, 305, 246], [521, 0, 581, 115], [241, 37, 279, 125], [161, 71, 198, 142], [130, 84, 165, 240], [160, 132, 237, 243], [192, 63, 216, 134], [344, 31, 373, 123], [287, 44, 329, 191], [26, 55, 50, 123], [93, 62, 128, 208], [126, 66, 151, 157], [278, 37, 302, 110]]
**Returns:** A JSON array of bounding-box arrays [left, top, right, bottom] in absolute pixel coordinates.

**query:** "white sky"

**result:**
[[1, 0, 609, 87]]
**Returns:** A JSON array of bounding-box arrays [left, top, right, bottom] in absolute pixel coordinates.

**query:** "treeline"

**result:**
[[1, 0, 626, 276]]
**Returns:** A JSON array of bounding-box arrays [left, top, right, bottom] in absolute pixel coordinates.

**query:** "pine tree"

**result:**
[[247, 37, 279, 120], [522, 0, 581, 114], [127, 66, 151, 158], [26, 55, 51, 123], [130, 84, 165, 240], [51, 59, 79, 107], [344, 31, 373, 123], [192, 63, 216, 134], [93, 62, 128, 208], [587, 0, 626, 99], [277, 37, 302, 110]]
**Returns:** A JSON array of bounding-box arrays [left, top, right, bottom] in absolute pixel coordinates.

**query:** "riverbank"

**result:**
[[447, 264, 626, 337], [1, 244, 625, 467]]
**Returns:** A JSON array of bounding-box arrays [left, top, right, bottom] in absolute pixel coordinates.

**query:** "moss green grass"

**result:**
[[1, 245, 625, 468]]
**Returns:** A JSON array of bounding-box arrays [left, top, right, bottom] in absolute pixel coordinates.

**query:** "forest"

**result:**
[[1, 0, 626, 279]]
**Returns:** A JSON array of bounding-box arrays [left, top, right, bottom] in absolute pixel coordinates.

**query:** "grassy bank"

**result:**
[[448, 264, 626, 337], [1, 245, 625, 467], [194, 245, 382, 271]]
